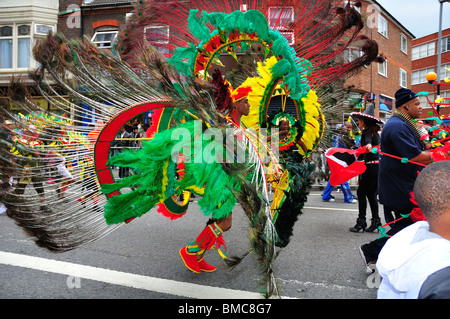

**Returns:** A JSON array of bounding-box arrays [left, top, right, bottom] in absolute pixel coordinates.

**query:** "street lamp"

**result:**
[[426, 72, 442, 114]]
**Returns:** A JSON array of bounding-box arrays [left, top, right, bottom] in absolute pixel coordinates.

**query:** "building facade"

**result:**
[[411, 27, 450, 120], [58, 0, 135, 45], [58, 0, 136, 125], [342, 0, 415, 123], [0, 0, 59, 104]]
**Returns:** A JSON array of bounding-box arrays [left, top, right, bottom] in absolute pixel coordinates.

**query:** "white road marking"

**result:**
[[0, 251, 265, 299], [304, 206, 358, 212]]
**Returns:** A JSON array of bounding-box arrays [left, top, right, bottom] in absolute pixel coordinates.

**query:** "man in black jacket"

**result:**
[[359, 88, 432, 271]]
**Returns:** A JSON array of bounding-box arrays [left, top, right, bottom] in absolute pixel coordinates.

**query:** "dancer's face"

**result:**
[[279, 120, 290, 132], [234, 98, 250, 116]]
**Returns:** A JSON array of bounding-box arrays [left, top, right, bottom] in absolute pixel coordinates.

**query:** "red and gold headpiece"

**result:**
[[231, 85, 252, 103]]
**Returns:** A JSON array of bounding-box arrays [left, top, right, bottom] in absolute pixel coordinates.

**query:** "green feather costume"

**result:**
[[102, 120, 250, 224]]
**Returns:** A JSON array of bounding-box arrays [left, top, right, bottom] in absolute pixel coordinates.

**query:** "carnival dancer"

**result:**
[[267, 112, 308, 155], [349, 104, 384, 232], [179, 83, 252, 274], [359, 88, 432, 272], [322, 124, 357, 203]]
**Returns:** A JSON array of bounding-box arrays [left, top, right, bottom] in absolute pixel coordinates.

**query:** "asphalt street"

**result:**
[[0, 188, 382, 300]]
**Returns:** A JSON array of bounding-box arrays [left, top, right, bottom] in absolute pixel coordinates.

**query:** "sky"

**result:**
[[376, 0, 450, 38]]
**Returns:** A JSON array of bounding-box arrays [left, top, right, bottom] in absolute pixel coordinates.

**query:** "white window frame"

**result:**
[[378, 14, 388, 38], [378, 60, 387, 77], [279, 31, 295, 45], [125, 13, 133, 21], [418, 94, 428, 108], [16, 24, 31, 69], [412, 67, 435, 85], [442, 90, 450, 101], [0, 25, 13, 69], [91, 29, 118, 49], [35, 24, 54, 36], [400, 34, 407, 54], [267, 6, 294, 30], [0, 22, 53, 72], [144, 25, 170, 54], [399, 68, 407, 88], [344, 47, 363, 63], [412, 41, 435, 60], [344, 1, 361, 13], [442, 36, 450, 53], [440, 63, 450, 82]]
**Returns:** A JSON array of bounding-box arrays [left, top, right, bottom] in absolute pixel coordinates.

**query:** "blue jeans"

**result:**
[[322, 181, 354, 202]]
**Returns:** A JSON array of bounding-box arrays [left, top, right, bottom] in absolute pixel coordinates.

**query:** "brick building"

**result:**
[[411, 27, 450, 120], [58, 0, 136, 49], [342, 0, 415, 123], [57, 0, 136, 124]]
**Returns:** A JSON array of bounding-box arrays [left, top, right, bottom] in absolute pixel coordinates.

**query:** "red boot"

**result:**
[[198, 257, 216, 272], [180, 222, 226, 273], [179, 247, 201, 273]]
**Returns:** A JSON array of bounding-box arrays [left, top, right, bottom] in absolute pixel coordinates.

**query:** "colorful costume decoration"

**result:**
[[0, 0, 387, 298]]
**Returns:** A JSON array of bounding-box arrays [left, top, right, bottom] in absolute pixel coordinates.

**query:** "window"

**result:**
[[0, 22, 54, 71], [412, 42, 435, 60], [344, 47, 363, 62], [412, 67, 434, 85], [442, 90, 450, 101], [279, 31, 294, 45], [0, 24, 32, 69], [418, 94, 428, 108], [91, 29, 118, 48], [400, 34, 407, 54], [17, 25, 31, 68], [442, 37, 450, 53], [344, 1, 361, 13], [125, 13, 133, 21], [399, 68, 407, 88], [268, 6, 294, 30], [144, 25, 169, 54], [267, 6, 294, 46], [0, 26, 13, 68], [378, 60, 387, 77], [440, 63, 450, 82], [378, 15, 388, 38], [35, 24, 53, 36]]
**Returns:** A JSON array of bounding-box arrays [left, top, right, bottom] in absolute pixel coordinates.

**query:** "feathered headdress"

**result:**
[[271, 112, 296, 127], [231, 85, 253, 103]]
